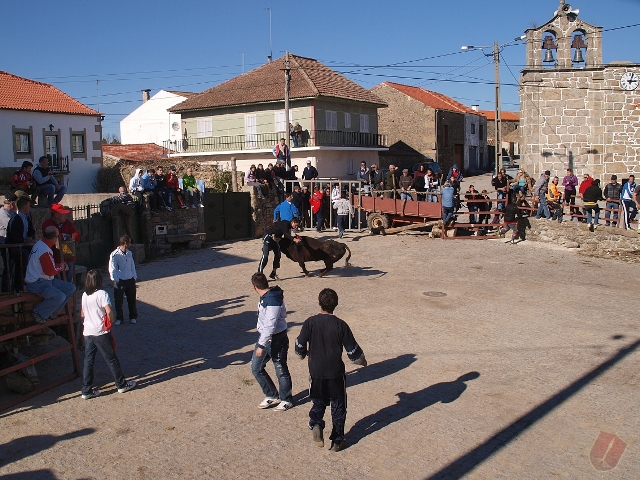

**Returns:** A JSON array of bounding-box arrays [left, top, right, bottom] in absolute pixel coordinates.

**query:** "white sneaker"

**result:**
[[114, 319, 122, 326], [130, 318, 137, 324], [118, 380, 136, 393], [274, 401, 293, 411], [198, 203, 204, 207], [258, 397, 279, 409], [82, 389, 101, 400]]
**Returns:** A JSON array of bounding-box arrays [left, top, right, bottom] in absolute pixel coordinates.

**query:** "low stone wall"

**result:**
[[527, 218, 640, 260]]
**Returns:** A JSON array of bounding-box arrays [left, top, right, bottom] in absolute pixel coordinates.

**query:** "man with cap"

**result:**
[[603, 174, 622, 227], [0, 193, 18, 291], [42, 204, 81, 283], [533, 170, 552, 219], [398, 169, 413, 201]]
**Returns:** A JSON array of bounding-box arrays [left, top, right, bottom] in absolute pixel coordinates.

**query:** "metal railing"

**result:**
[[164, 130, 387, 154], [47, 154, 70, 174]]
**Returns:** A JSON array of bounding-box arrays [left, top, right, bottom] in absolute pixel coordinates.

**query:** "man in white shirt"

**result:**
[[108, 234, 138, 325], [24, 226, 76, 324]]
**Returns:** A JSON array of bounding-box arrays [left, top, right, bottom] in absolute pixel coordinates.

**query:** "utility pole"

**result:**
[[266, 7, 272, 62], [284, 51, 291, 168], [494, 41, 503, 173]]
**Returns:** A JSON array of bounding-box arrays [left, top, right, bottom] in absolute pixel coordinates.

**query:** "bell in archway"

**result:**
[[544, 48, 555, 63], [572, 48, 584, 63]]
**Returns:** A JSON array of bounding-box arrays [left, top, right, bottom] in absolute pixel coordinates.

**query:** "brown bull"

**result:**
[[279, 236, 352, 277]]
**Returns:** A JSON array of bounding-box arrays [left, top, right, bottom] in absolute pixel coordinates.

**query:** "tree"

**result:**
[[102, 133, 121, 144]]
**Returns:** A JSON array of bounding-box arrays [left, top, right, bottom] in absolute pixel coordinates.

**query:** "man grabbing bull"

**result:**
[[259, 217, 301, 280]]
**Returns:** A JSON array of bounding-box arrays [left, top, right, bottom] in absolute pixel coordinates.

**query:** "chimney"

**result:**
[[471, 105, 479, 111], [142, 89, 151, 103]]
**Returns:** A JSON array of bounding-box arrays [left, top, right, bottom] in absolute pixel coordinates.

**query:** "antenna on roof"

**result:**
[[266, 7, 272, 62]]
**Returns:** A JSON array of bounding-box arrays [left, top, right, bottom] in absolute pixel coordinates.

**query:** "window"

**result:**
[[326, 111, 337, 131], [244, 114, 257, 148], [274, 111, 286, 132], [197, 118, 212, 138], [471, 123, 476, 135], [359, 114, 369, 133], [344, 112, 351, 129], [72, 134, 85, 153], [14, 132, 30, 153]]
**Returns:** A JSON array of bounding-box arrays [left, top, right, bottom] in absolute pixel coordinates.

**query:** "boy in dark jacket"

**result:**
[[295, 288, 367, 452]]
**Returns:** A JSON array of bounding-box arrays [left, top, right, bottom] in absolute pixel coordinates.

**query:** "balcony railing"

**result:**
[[47, 154, 70, 174], [163, 130, 387, 154]]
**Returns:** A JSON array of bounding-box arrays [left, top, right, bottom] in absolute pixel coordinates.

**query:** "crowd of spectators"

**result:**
[[128, 166, 203, 213]]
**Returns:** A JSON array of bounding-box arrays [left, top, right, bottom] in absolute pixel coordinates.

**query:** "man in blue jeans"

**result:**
[[534, 170, 552, 219], [32, 156, 67, 206], [250, 272, 293, 411], [441, 182, 455, 224], [24, 226, 76, 323]]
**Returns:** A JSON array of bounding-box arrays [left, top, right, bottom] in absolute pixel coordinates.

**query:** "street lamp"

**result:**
[[462, 35, 525, 173]]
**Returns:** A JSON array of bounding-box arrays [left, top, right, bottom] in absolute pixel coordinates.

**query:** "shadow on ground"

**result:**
[[0, 428, 95, 468], [346, 372, 480, 446]]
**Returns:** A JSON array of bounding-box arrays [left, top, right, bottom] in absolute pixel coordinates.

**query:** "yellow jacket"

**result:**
[[547, 182, 562, 201]]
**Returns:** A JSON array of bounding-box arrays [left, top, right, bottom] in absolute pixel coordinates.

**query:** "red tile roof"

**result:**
[[478, 110, 520, 121], [377, 82, 482, 115], [103, 143, 170, 162], [170, 54, 386, 112], [0, 71, 99, 116]]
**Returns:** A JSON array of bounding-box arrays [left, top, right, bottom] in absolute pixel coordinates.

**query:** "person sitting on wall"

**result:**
[[255, 164, 271, 195], [129, 169, 145, 203], [182, 167, 203, 208], [154, 165, 171, 210], [166, 166, 188, 210], [141, 169, 160, 213], [33, 156, 67, 206], [11, 161, 40, 204], [246, 164, 266, 199], [42, 203, 81, 283], [6, 197, 36, 291], [100, 187, 137, 238]]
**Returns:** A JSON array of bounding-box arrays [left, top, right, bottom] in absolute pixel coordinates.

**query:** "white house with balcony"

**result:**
[[0, 70, 103, 193], [166, 55, 388, 178], [120, 89, 194, 146]]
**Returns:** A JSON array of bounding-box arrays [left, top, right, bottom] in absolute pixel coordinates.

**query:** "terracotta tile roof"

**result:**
[[478, 110, 520, 121], [170, 54, 386, 112], [0, 70, 99, 116], [377, 82, 482, 115], [103, 143, 170, 162]]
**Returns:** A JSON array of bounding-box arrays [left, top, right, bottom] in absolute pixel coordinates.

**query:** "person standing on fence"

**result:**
[[80, 269, 136, 400], [42, 204, 81, 284], [273, 138, 290, 167], [603, 175, 622, 227], [534, 171, 552, 220], [6, 197, 36, 292], [24, 226, 75, 324], [0, 193, 17, 292], [33, 156, 67, 206], [109, 235, 138, 326], [621, 174, 637, 230], [295, 288, 367, 452], [100, 187, 137, 238]]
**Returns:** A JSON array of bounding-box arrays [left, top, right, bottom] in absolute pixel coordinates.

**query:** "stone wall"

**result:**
[[526, 218, 640, 260], [244, 186, 278, 238]]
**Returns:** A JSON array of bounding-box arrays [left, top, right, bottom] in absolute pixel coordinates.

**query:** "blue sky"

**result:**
[[2, 0, 639, 138]]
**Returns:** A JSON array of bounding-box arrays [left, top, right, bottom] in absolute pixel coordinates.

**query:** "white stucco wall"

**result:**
[[464, 113, 488, 171], [192, 149, 383, 180], [0, 109, 102, 193], [120, 90, 187, 146]]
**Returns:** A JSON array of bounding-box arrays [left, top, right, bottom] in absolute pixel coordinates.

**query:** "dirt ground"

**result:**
[[0, 230, 638, 479]]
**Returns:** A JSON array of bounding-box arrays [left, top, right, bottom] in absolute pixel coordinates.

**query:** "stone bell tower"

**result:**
[[520, 1, 640, 180]]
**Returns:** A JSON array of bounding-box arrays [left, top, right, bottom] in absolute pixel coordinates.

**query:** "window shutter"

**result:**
[[274, 111, 286, 132], [359, 114, 369, 133], [344, 112, 351, 129], [326, 111, 337, 131], [197, 119, 212, 138], [245, 114, 257, 148]]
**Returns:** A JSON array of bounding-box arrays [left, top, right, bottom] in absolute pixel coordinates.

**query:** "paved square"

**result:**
[[1, 233, 638, 479]]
